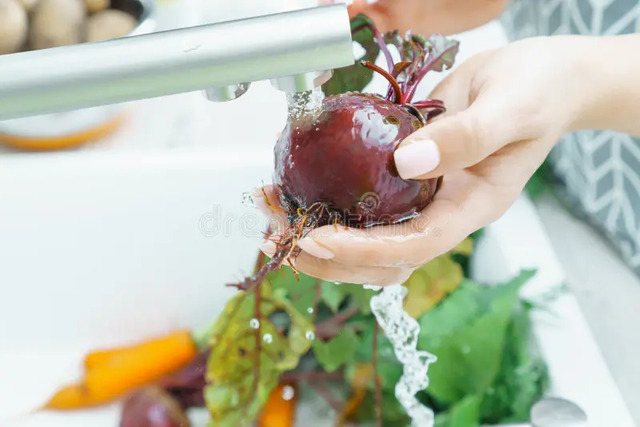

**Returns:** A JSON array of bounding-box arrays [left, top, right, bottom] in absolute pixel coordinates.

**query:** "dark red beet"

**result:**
[[120, 386, 190, 427], [274, 92, 441, 227]]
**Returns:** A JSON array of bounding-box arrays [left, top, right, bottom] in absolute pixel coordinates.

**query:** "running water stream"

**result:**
[[369, 284, 437, 426]]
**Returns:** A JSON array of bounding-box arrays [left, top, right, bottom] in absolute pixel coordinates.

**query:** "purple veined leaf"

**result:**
[[424, 34, 460, 72], [404, 35, 460, 102]]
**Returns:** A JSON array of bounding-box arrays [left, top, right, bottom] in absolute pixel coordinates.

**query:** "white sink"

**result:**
[[0, 17, 633, 427]]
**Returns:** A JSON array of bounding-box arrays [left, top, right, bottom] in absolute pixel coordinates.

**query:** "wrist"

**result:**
[[565, 34, 640, 135]]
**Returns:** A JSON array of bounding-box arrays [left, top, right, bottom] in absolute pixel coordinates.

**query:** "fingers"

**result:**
[[296, 193, 469, 269], [394, 49, 534, 181], [396, 89, 520, 181], [260, 240, 413, 286], [292, 165, 520, 269], [252, 185, 288, 233]]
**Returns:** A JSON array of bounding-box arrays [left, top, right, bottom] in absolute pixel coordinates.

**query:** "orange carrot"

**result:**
[[44, 330, 198, 410], [257, 383, 297, 427], [83, 330, 194, 370]]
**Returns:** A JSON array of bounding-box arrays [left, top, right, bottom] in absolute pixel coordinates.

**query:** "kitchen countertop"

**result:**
[[535, 193, 640, 426]]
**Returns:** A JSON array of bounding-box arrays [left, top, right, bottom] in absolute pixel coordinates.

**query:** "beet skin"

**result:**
[[274, 93, 440, 228]]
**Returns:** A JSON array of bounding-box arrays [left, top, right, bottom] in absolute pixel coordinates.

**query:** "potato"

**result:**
[[86, 10, 136, 42], [85, 0, 109, 14], [0, 0, 28, 54], [29, 0, 86, 50]]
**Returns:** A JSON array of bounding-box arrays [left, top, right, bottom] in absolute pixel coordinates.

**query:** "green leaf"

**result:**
[[434, 395, 481, 427], [204, 281, 313, 426], [322, 14, 381, 96], [312, 329, 358, 372], [403, 253, 464, 319], [525, 159, 553, 199], [419, 271, 535, 404], [321, 281, 376, 314], [352, 389, 412, 425], [267, 264, 318, 321], [351, 323, 403, 391], [480, 302, 549, 423], [320, 281, 345, 312]]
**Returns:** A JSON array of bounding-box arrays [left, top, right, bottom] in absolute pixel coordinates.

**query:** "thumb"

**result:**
[[393, 86, 517, 180]]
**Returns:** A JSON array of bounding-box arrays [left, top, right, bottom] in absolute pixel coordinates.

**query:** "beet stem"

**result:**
[[361, 61, 403, 104], [371, 26, 395, 75]]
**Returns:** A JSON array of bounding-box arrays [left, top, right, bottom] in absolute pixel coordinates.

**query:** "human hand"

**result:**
[[256, 36, 600, 285], [326, 0, 509, 36]]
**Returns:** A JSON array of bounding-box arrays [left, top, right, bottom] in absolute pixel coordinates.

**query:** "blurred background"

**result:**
[[0, 0, 638, 426]]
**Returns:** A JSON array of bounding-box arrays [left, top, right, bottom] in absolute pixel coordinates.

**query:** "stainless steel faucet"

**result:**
[[0, 4, 354, 121]]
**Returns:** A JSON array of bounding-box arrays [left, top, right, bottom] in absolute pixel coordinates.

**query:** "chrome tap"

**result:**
[[0, 4, 354, 121]]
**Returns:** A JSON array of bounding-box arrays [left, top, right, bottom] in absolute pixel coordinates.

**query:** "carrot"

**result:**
[[44, 330, 198, 410], [83, 330, 194, 370], [257, 383, 297, 427]]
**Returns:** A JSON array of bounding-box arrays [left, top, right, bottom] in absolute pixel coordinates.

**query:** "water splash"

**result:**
[[286, 87, 325, 120], [249, 318, 260, 329], [281, 385, 296, 401], [370, 284, 437, 427]]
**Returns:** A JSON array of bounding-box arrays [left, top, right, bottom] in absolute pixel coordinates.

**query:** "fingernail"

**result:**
[[259, 239, 277, 255], [298, 238, 334, 259], [394, 139, 440, 179]]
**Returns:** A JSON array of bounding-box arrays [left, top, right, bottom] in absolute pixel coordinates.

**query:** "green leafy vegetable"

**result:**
[[434, 395, 481, 427], [312, 329, 358, 372], [321, 281, 377, 314], [422, 271, 535, 404], [204, 281, 313, 426], [403, 251, 465, 319], [480, 301, 549, 423]]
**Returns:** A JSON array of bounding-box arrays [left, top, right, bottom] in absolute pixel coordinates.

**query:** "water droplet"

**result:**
[[241, 192, 254, 207], [305, 331, 315, 341], [249, 318, 260, 329], [263, 333, 273, 343], [332, 281, 342, 285], [307, 307, 314, 314], [281, 385, 295, 401]]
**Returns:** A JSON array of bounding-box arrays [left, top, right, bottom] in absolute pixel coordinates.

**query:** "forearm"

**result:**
[[573, 34, 640, 137]]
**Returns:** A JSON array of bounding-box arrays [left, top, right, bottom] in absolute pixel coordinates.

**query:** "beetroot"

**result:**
[[272, 21, 459, 228], [229, 17, 459, 289], [274, 91, 439, 228]]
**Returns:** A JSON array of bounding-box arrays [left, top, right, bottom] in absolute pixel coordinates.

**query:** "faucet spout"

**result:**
[[0, 4, 354, 120]]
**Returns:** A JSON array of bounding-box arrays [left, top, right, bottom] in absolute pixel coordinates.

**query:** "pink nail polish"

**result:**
[[394, 139, 440, 179]]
